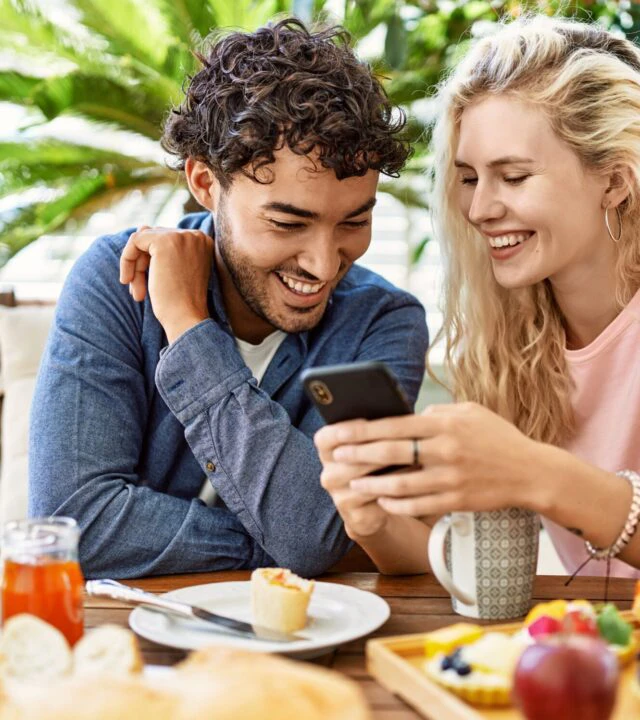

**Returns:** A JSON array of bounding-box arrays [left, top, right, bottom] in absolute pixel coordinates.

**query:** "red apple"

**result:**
[[512, 634, 619, 720]]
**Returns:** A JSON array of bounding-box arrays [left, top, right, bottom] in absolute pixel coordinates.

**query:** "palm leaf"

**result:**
[[0, 139, 156, 167], [29, 73, 167, 138], [0, 71, 42, 104], [0, 0, 130, 85], [208, 0, 292, 32], [3, 0, 184, 107], [161, 43, 198, 87], [411, 234, 431, 265], [0, 139, 167, 199], [152, 0, 217, 45], [378, 180, 429, 210], [66, 0, 174, 71], [0, 170, 170, 258], [343, 0, 395, 41]]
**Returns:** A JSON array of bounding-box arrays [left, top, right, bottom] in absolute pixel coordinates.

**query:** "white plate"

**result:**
[[129, 581, 390, 659]]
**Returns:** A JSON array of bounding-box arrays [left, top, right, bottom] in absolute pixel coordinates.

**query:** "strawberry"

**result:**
[[562, 608, 599, 637], [528, 615, 562, 639]]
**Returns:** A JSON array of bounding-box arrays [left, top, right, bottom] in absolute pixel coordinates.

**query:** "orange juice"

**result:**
[[2, 558, 84, 645]]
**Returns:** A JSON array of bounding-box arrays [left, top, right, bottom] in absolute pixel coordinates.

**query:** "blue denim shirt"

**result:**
[[29, 212, 428, 579]]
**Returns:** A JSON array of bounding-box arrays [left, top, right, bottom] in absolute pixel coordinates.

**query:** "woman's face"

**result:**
[[455, 95, 614, 291]]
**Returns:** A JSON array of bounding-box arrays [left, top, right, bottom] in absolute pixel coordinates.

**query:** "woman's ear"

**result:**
[[602, 166, 634, 210], [185, 158, 220, 211]]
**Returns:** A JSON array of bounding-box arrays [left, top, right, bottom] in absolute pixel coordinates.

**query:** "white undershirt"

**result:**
[[198, 330, 287, 506], [234, 330, 287, 385]]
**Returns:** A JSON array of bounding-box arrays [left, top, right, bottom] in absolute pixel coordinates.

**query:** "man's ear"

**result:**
[[602, 166, 634, 210], [185, 158, 220, 211]]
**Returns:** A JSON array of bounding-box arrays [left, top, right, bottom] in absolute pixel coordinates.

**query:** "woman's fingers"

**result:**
[[333, 438, 414, 466], [378, 491, 463, 517], [332, 436, 455, 468], [320, 462, 383, 492], [315, 409, 461, 460], [331, 487, 389, 538], [317, 403, 480, 457], [314, 420, 368, 455], [350, 466, 455, 497]]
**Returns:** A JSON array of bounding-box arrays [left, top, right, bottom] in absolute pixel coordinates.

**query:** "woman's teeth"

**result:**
[[489, 233, 531, 248], [277, 272, 326, 295]]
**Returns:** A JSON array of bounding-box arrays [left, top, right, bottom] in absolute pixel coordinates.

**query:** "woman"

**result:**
[[315, 15, 640, 577]]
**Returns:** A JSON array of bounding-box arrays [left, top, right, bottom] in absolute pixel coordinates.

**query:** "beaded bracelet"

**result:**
[[585, 469, 640, 560]]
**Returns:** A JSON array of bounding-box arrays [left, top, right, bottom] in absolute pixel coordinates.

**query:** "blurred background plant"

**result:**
[[0, 0, 638, 265]]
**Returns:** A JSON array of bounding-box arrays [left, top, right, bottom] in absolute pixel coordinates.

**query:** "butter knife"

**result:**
[[85, 579, 305, 643]]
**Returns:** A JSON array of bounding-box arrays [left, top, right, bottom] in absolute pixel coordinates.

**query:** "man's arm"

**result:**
[[157, 293, 428, 577], [29, 236, 273, 578]]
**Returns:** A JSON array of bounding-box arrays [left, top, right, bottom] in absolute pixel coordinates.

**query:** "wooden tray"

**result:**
[[366, 613, 640, 720]]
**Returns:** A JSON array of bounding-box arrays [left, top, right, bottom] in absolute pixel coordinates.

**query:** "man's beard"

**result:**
[[215, 199, 341, 335]]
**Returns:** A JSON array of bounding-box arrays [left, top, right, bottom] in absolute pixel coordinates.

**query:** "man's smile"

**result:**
[[275, 271, 327, 295]]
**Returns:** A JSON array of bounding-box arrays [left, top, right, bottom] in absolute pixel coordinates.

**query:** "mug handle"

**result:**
[[427, 514, 476, 606]]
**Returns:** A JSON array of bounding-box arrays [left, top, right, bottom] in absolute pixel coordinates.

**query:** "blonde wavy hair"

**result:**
[[428, 15, 640, 446]]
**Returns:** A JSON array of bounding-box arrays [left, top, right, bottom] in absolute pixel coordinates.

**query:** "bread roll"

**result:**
[[0, 615, 72, 683], [73, 625, 143, 676], [174, 646, 371, 720], [3, 675, 178, 720], [251, 568, 314, 633], [0, 645, 371, 720]]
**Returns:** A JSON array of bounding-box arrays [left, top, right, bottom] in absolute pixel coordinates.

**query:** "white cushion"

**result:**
[[0, 306, 55, 523], [1, 377, 35, 522], [0, 306, 55, 384]]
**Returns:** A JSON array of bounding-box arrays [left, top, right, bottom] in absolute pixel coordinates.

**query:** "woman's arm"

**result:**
[[524, 443, 639, 568], [321, 402, 640, 571], [346, 514, 431, 575]]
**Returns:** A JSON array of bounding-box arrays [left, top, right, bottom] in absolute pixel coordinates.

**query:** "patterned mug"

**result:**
[[427, 508, 540, 620]]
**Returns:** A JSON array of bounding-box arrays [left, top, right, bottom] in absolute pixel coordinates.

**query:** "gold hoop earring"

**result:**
[[605, 205, 623, 243]]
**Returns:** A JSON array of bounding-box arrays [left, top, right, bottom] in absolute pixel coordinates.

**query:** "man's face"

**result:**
[[212, 147, 379, 343]]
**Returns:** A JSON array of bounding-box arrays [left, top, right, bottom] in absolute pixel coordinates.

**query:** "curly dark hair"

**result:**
[[161, 17, 411, 187]]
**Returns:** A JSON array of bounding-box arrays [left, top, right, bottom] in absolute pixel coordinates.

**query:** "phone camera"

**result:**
[[309, 381, 333, 405]]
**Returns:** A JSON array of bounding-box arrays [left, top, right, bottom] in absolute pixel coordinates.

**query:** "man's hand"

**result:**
[[120, 226, 214, 343]]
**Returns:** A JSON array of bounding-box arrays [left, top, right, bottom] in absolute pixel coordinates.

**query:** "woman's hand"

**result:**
[[315, 424, 392, 539], [322, 402, 543, 518]]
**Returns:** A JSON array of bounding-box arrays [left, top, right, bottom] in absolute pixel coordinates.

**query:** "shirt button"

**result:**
[[206, 461, 215, 472]]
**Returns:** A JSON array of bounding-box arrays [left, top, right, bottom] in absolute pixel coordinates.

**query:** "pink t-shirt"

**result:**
[[542, 288, 640, 578]]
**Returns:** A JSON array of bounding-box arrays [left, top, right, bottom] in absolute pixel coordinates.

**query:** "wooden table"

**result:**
[[84, 572, 637, 719]]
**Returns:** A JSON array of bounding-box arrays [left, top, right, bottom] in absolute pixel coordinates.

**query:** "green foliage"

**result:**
[[0, 0, 636, 262]]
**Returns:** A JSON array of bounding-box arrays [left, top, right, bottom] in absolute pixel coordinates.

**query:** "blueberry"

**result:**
[[455, 662, 472, 676], [441, 655, 453, 671]]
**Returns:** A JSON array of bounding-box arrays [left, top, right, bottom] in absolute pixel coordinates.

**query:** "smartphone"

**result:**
[[301, 361, 411, 424], [301, 361, 412, 475]]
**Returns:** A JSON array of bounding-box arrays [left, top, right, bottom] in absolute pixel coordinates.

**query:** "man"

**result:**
[[29, 18, 428, 578]]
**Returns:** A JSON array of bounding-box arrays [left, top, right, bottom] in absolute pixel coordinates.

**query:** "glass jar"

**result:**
[[2, 517, 84, 645]]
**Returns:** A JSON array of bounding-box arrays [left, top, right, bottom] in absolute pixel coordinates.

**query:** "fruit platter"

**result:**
[[366, 585, 640, 720]]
